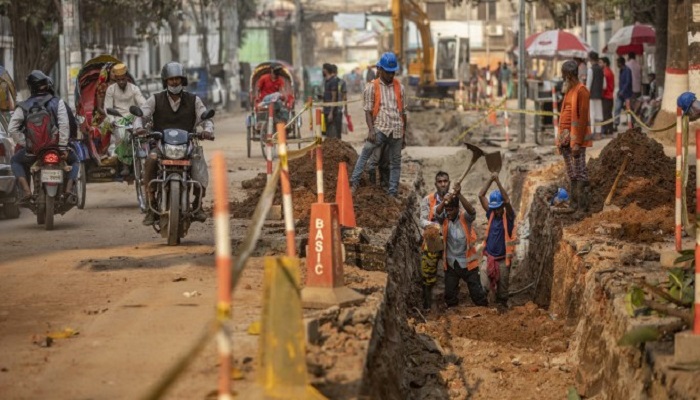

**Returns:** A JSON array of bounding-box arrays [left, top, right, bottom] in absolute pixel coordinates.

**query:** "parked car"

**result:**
[[0, 125, 19, 219]]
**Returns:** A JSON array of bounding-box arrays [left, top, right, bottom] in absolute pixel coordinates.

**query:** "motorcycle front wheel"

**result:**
[[76, 163, 87, 209], [133, 157, 146, 213], [167, 180, 180, 246]]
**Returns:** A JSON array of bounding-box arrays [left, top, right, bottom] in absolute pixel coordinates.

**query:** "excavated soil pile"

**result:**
[[587, 128, 695, 212], [407, 109, 483, 146], [421, 302, 572, 352], [231, 138, 403, 229], [574, 128, 696, 242]]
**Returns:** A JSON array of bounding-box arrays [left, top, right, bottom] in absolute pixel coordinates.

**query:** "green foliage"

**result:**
[[566, 387, 582, 400], [618, 326, 661, 346], [625, 286, 648, 317], [667, 267, 695, 305]]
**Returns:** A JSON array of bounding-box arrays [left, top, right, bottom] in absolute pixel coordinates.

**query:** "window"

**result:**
[[426, 2, 446, 20], [477, 1, 497, 21], [535, 4, 551, 20]]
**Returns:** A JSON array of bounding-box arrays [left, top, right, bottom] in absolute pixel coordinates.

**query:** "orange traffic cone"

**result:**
[[335, 162, 356, 228]]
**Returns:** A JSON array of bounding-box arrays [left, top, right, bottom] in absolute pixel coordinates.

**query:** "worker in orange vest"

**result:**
[[435, 195, 486, 308], [478, 172, 516, 311], [558, 59, 593, 211], [349, 52, 406, 197]]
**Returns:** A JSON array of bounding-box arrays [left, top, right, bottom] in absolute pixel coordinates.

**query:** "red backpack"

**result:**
[[20, 95, 58, 152]]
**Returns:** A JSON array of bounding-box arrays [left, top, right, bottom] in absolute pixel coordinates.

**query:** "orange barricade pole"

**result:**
[[695, 128, 700, 334], [315, 109, 324, 203], [277, 122, 296, 257], [266, 104, 274, 181], [676, 107, 683, 252], [212, 152, 232, 400], [552, 86, 559, 140]]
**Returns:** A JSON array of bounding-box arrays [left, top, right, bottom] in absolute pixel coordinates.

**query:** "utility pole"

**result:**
[[224, 0, 240, 112], [294, 0, 304, 96], [518, 0, 526, 143], [61, 0, 82, 109], [581, 0, 587, 42], [689, 0, 700, 93]]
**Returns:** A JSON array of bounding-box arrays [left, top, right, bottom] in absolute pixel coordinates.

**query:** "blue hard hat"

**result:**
[[488, 190, 504, 209], [551, 187, 569, 205], [678, 92, 697, 114], [376, 52, 399, 72]]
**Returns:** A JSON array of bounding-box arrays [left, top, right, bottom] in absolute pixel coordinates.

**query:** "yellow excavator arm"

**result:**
[[391, 0, 435, 86]]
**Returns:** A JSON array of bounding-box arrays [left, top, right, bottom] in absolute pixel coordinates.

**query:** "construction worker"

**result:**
[[419, 171, 472, 311], [434, 191, 485, 308], [350, 52, 407, 197], [678, 92, 700, 121], [558, 60, 592, 211], [478, 173, 516, 311]]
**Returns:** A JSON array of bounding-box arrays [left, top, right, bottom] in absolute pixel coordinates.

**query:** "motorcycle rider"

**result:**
[[9, 70, 79, 204], [134, 62, 214, 226], [103, 63, 147, 176]]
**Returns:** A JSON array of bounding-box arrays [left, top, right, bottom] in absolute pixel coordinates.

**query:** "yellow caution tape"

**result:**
[[313, 98, 362, 107], [451, 98, 507, 144]]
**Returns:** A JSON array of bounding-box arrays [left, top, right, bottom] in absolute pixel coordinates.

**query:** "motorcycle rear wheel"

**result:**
[[45, 195, 55, 231], [167, 180, 181, 246]]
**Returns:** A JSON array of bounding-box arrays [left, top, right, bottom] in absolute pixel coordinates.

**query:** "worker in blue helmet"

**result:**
[[478, 172, 516, 312], [349, 52, 407, 197], [678, 92, 700, 121]]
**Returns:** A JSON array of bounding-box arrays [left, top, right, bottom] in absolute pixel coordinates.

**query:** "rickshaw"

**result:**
[[245, 62, 303, 158], [0, 65, 16, 133], [0, 65, 19, 219], [71, 55, 147, 211]]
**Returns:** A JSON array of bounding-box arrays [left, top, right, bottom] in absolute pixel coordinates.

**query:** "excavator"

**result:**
[[391, 0, 470, 101]]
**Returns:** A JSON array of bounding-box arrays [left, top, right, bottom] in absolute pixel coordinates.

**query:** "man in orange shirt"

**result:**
[[558, 60, 592, 211]]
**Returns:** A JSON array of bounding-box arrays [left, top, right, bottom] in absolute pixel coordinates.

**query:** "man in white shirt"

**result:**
[[626, 52, 642, 98], [103, 63, 147, 176]]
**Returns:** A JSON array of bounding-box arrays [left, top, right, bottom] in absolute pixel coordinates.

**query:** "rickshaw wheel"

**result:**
[[246, 125, 252, 158]]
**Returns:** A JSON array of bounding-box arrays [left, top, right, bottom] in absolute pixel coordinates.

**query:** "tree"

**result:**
[[660, 0, 688, 114], [0, 0, 60, 93]]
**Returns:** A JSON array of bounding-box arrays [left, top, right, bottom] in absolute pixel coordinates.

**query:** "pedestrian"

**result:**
[[614, 57, 633, 130], [321, 63, 341, 138], [495, 62, 503, 97], [557, 60, 591, 211], [349, 52, 406, 197], [478, 173, 516, 311], [600, 57, 615, 136], [627, 52, 642, 99], [574, 57, 587, 83], [333, 65, 348, 135], [500, 63, 512, 98], [365, 65, 376, 83], [434, 194, 486, 308], [586, 51, 604, 140]]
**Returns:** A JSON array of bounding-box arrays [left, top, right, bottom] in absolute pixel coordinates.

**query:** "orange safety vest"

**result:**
[[442, 211, 479, 271], [482, 212, 517, 267], [372, 78, 403, 120], [427, 192, 438, 222], [556, 83, 593, 148]]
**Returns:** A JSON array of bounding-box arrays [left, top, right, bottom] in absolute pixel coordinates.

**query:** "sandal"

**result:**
[[18, 194, 32, 206]]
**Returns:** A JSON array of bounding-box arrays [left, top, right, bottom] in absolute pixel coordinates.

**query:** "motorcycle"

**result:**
[[22, 146, 78, 230], [130, 105, 215, 246], [104, 108, 149, 212]]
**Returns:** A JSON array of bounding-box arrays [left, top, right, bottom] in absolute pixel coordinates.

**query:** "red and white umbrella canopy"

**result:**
[[522, 30, 592, 59], [604, 24, 656, 55]]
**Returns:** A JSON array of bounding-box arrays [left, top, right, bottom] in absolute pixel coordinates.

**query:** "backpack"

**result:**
[[19, 95, 58, 152], [46, 97, 78, 139]]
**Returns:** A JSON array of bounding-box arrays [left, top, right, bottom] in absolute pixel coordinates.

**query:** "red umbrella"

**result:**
[[518, 30, 592, 59], [604, 24, 655, 55]]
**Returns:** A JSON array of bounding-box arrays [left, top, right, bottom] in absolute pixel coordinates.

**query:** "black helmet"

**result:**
[[160, 62, 188, 89], [271, 63, 283, 74], [561, 60, 578, 79], [27, 70, 50, 95]]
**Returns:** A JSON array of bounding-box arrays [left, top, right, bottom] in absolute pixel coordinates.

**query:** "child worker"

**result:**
[[478, 172, 516, 311]]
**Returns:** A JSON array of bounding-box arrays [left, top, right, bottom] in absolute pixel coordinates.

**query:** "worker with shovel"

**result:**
[[478, 173, 516, 311], [558, 60, 593, 211]]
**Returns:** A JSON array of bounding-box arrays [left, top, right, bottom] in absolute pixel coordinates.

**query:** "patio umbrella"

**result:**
[[604, 24, 656, 55], [517, 29, 592, 60]]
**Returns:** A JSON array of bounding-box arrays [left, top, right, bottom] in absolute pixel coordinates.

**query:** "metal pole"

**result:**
[[61, 0, 82, 108], [518, 0, 526, 143], [581, 0, 587, 41]]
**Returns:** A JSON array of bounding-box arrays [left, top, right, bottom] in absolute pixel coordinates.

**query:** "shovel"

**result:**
[[603, 146, 632, 211], [455, 142, 486, 187], [485, 151, 502, 174]]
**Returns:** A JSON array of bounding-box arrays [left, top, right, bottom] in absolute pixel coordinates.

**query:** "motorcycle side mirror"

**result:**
[[106, 108, 123, 117], [200, 109, 215, 120], [130, 106, 144, 117]]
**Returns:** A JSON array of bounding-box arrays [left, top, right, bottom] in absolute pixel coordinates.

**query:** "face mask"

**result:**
[[167, 85, 183, 95]]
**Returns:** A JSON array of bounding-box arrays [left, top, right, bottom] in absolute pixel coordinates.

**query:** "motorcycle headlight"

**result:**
[[163, 143, 187, 160]]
